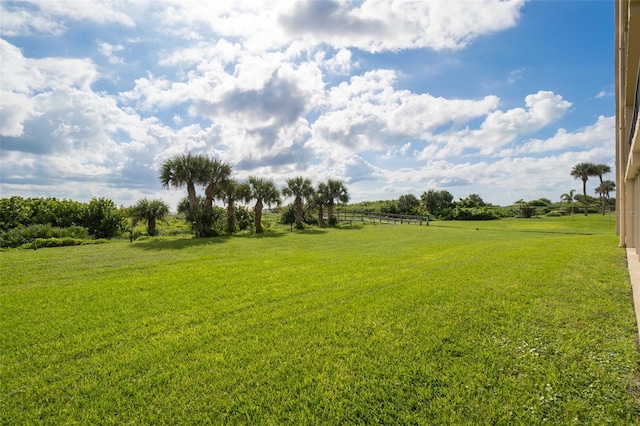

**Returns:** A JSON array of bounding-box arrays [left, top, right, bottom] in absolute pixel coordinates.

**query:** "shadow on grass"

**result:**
[[233, 231, 287, 239], [428, 223, 595, 236], [290, 228, 328, 235], [131, 236, 230, 250]]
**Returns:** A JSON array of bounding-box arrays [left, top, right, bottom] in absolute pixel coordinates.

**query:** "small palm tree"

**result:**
[[595, 180, 615, 215], [570, 162, 597, 216], [243, 176, 281, 234], [560, 189, 576, 216], [219, 179, 244, 234], [322, 179, 349, 225], [130, 198, 170, 236], [159, 153, 211, 209], [282, 176, 314, 229], [204, 159, 232, 209], [312, 182, 329, 228]]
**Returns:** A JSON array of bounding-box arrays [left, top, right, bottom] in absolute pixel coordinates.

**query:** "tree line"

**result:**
[[0, 159, 615, 247], [569, 162, 614, 216], [155, 152, 349, 236]]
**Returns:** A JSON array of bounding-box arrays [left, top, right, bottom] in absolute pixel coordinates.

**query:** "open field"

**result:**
[[1, 215, 639, 424]]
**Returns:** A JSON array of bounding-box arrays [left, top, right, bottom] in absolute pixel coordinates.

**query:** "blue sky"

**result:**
[[0, 0, 615, 209]]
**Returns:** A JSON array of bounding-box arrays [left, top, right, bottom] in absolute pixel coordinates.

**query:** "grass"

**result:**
[[1, 214, 638, 424]]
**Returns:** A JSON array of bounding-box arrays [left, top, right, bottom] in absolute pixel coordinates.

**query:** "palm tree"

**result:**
[[595, 180, 615, 215], [243, 176, 281, 234], [282, 176, 314, 230], [593, 163, 612, 185], [130, 198, 170, 236], [312, 182, 328, 228], [219, 179, 244, 233], [560, 189, 576, 216], [204, 159, 232, 209], [159, 153, 211, 209], [570, 162, 597, 216], [323, 179, 349, 225]]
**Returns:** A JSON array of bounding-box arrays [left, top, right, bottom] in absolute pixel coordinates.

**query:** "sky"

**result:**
[[0, 0, 615, 209]]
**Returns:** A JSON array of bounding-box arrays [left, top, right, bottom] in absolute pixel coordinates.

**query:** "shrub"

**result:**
[[452, 207, 500, 221], [0, 224, 90, 248], [82, 198, 127, 239]]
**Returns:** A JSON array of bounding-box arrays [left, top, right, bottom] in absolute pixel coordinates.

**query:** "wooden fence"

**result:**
[[327, 211, 430, 226]]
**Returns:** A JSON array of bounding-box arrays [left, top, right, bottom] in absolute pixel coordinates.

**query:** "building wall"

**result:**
[[616, 0, 640, 254]]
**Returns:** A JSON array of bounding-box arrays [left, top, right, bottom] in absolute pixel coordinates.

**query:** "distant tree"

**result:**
[[571, 162, 598, 216], [560, 189, 576, 216], [82, 198, 127, 239], [466, 193, 486, 207], [397, 194, 419, 215], [159, 153, 211, 209], [421, 190, 454, 217], [322, 179, 349, 225], [282, 176, 315, 229], [130, 198, 170, 236], [595, 180, 615, 215], [243, 177, 281, 234]]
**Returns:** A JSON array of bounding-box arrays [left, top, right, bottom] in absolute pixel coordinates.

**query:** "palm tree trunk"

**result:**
[[187, 182, 198, 209], [582, 178, 588, 216], [294, 196, 303, 229], [148, 218, 157, 236], [327, 201, 334, 224], [226, 199, 236, 233], [318, 205, 325, 228], [255, 199, 264, 233], [204, 184, 214, 209]]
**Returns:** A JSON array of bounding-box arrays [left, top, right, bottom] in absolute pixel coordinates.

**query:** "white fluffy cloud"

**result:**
[[418, 91, 573, 159]]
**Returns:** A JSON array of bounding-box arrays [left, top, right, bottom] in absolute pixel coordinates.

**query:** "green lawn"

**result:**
[[1, 215, 638, 424]]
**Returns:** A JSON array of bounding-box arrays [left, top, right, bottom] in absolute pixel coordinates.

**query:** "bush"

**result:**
[[452, 207, 500, 221], [0, 224, 89, 248], [234, 206, 253, 232], [82, 198, 127, 239], [19, 237, 110, 249]]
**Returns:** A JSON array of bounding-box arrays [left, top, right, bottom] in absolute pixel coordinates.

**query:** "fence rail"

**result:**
[[327, 211, 430, 226]]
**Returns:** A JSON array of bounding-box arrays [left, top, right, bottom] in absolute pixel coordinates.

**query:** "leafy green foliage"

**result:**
[[0, 196, 85, 231], [421, 189, 455, 218], [279, 203, 315, 227], [0, 224, 88, 248], [82, 198, 127, 239], [234, 205, 253, 232], [177, 197, 226, 237]]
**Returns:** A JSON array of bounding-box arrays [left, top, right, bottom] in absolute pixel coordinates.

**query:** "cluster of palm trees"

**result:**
[[157, 153, 349, 235], [569, 162, 615, 215]]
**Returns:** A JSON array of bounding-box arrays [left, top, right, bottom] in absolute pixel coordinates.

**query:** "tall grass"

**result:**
[[1, 215, 638, 424]]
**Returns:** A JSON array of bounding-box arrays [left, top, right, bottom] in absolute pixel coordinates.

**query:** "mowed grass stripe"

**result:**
[[1, 216, 638, 424]]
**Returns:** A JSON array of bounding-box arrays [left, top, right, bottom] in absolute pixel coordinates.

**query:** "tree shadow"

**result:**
[[131, 236, 229, 250], [293, 228, 328, 235], [233, 231, 287, 239]]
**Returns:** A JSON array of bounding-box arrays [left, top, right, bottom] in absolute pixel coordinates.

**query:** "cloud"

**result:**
[[309, 69, 500, 156], [98, 42, 125, 64], [279, 0, 526, 52], [0, 0, 135, 36], [518, 115, 614, 154], [420, 91, 572, 158]]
